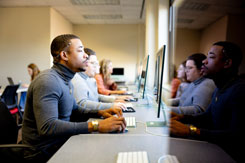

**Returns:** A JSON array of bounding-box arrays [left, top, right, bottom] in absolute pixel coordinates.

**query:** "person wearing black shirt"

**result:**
[[170, 41, 245, 162]]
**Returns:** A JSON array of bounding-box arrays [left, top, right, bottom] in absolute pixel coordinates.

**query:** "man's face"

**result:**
[[85, 55, 99, 77], [66, 39, 88, 72], [185, 60, 202, 82], [202, 45, 225, 78]]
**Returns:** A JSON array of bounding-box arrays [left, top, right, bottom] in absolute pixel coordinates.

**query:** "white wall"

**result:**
[[226, 15, 245, 74], [50, 8, 73, 66], [74, 24, 145, 83], [0, 7, 74, 88], [200, 16, 228, 55], [175, 28, 201, 67], [0, 7, 51, 87]]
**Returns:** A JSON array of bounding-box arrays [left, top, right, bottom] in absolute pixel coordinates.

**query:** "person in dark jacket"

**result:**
[[169, 41, 245, 162]]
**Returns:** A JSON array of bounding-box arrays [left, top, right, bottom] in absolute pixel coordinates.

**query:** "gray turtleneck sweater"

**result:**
[[170, 77, 216, 115], [22, 63, 99, 152]]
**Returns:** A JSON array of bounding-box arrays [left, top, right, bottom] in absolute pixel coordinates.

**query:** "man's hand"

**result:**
[[113, 102, 126, 110], [98, 108, 123, 118], [98, 116, 126, 133], [170, 111, 184, 121], [169, 119, 190, 137]]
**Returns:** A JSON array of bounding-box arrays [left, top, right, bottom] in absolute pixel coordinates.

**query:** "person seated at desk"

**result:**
[[19, 63, 41, 112], [168, 53, 216, 115], [175, 60, 190, 98], [72, 48, 129, 111], [170, 64, 181, 98], [95, 59, 126, 95], [169, 41, 245, 162], [22, 63, 41, 88], [21, 34, 126, 162]]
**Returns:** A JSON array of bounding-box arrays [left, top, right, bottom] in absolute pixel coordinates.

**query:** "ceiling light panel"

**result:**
[[180, 1, 210, 11], [71, 0, 120, 5], [83, 14, 122, 19]]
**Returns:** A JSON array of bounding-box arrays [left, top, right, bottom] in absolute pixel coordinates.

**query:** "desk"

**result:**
[[48, 86, 235, 163], [48, 134, 235, 163]]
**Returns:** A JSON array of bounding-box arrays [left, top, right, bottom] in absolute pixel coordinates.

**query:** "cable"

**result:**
[[136, 121, 169, 137], [158, 155, 167, 163]]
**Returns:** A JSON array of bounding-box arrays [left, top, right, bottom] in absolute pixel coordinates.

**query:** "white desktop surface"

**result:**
[[48, 85, 235, 163], [48, 134, 235, 163]]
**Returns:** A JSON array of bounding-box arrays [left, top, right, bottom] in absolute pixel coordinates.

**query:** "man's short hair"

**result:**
[[187, 53, 206, 70], [84, 48, 96, 56], [51, 34, 80, 62], [213, 41, 243, 72]]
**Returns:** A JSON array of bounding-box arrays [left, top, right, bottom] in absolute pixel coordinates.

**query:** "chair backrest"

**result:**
[[0, 102, 18, 144], [0, 84, 20, 109]]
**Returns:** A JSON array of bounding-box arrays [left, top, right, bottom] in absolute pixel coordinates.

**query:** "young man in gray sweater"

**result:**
[[22, 34, 126, 162]]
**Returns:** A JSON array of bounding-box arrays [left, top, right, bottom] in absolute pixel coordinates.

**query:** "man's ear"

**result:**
[[60, 51, 69, 61], [224, 59, 232, 69]]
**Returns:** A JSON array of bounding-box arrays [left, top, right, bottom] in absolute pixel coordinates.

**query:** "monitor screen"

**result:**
[[157, 45, 166, 118], [142, 55, 149, 99], [7, 77, 14, 85], [111, 68, 124, 75], [137, 55, 149, 97]]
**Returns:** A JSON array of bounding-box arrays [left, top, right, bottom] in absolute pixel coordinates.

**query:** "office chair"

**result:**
[[0, 84, 23, 124], [0, 102, 40, 162]]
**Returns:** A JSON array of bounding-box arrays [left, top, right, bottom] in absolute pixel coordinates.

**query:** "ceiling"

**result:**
[[0, 0, 145, 24], [0, 0, 244, 29], [177, 0, 245, 29]]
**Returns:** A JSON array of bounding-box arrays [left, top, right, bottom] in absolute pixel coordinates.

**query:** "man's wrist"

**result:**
[[91, 120, 99, 131], [189, 125, 197, 136]]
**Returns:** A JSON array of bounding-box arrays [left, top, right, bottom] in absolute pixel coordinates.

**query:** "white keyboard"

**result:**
[[117, 151, 149, 163], [125, 117, 136, 128], [125, 103, 133, 108]]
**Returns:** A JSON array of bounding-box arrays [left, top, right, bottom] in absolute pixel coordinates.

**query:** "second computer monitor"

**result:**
[[140, 55, 149, 99], [157, 45, 166, 118]]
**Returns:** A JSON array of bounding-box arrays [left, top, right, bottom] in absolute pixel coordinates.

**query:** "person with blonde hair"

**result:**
[[95, 59, 126, 95], [27, 63, 40, 81]]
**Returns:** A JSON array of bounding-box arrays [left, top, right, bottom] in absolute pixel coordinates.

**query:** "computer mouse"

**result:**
[[109, 128, 128, 134]]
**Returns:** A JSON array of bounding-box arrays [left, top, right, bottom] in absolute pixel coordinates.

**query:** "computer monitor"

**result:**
[[111, 68, 124, 75], [7, 77, 14, 85], [111, 68, 125, 82], [154, 55, 160, 101], [157, 45, 166, 118], [141, 55, 149, 99]]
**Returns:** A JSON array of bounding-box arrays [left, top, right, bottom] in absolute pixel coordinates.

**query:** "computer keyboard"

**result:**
[[125, 116, 136, 128], [117, 151, 149, 163], [125, 97, 138, 102], [122, 103, 136, 113], [160, 155, 179, 163], [125, 103, 133, 108], [122, 107, 135, 113]]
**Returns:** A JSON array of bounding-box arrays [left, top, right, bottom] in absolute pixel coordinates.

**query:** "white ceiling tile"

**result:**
[[0, 0, 244, 27]]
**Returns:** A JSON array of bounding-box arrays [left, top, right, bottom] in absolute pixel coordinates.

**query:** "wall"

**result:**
[[74, 24, 145, 83], [226, 15, 245, 74], [174, 28, 201, 67], [0, 7, 51, 87], [199, 16, 228, 55], [0, 7, 74, 88], [50, 8, 73, 66]]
